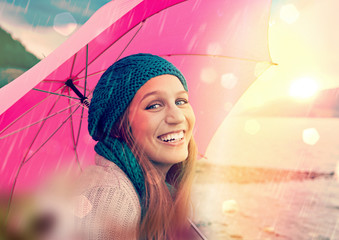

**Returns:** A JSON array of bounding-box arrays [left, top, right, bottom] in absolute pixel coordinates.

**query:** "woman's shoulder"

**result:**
[[73, 155, 141, 239], [77, 155, 137, 190], [74, 155, 141, 214], [77, 156, 139, 199]]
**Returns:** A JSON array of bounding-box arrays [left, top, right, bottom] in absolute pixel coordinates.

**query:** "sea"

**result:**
[[191, 117, 339, 240]]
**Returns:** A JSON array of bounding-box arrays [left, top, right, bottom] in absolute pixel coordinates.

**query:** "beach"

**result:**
[[192, 117, 339, 240]]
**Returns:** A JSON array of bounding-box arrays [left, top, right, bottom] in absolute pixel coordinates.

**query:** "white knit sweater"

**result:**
[[73, 154, 141, 239]]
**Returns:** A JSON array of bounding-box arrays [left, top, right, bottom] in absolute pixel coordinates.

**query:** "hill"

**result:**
[[0, 27, 40, 87]]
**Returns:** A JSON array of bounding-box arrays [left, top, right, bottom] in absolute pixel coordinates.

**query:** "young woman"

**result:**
[[74, 53, 201, 239]]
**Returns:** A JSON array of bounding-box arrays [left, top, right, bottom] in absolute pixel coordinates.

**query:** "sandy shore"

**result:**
[[194, 161, 334, 184]]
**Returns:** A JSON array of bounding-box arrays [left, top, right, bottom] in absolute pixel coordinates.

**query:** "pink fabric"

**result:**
[[0, 0, 272, 194]]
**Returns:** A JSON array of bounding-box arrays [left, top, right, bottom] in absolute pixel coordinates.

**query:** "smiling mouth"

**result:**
[[158, 131, 184, 143]]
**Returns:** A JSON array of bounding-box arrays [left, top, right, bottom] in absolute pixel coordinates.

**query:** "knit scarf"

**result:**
[[94, 138, 145, 200]]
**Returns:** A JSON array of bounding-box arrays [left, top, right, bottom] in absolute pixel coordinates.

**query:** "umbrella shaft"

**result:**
[[65, 79, 89, 106]]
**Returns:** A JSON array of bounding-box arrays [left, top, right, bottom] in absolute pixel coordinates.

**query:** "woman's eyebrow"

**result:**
[[177, 90, 188, 96], [140, 90, 188, 102], [140, 91, 160, 102]]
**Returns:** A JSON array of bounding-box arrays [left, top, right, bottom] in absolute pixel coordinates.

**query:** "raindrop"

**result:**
[[244, 119, 261, 135], [280, 4, 299, 24], [158, 15, 166, 35], [220, 73, 237, 89], [222, 199, 238, 214], [207, 42, 222, 55], [187, 35, 198, 52], [200, 67, 217, 84], [24, 0, 30, 13], [302, 128, 320, 145], [1, 139, 17, 172], [53, 12, 77, 36]]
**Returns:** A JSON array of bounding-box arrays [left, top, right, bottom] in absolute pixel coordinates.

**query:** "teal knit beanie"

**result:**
[[88, 53, 188, 141]]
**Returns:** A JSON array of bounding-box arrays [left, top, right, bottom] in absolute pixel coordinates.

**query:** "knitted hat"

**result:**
[[88, 53, 188, 141]]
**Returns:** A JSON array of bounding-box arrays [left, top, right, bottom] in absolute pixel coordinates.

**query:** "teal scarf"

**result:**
[[94, 138, 145, 200]]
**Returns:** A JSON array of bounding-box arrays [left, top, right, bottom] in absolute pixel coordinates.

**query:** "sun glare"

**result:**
[[280, 4, 299, 24], [289, 77, 319, 99]]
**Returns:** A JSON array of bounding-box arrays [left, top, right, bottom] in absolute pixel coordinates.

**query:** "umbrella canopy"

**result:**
[[0, 0, 273, 199]]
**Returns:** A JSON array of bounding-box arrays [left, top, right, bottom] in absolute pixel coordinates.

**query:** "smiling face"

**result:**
[[128, 74, 195, 174]]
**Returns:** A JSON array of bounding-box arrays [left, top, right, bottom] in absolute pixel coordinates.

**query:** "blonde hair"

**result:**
[[112, 106, 197, 239]]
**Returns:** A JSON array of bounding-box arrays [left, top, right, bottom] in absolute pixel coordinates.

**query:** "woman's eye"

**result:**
[[146, 103, 161, 110], [176, 99, 188, 106]]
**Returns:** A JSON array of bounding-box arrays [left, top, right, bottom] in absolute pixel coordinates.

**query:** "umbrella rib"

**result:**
[[74, 70, 106, 82], [115, 21, 144, 62], [42, 79, 71, 83], [6, 105, 81, 211], [22, 93, 65, 165], [84, 44, 88, 97], [67, 88, 82, 171], [73, 0, 189, 80], [0, 103, 79, 139], [73, 54, 277, 85], [0, 85, 67, 136], [73, 20, 145, 80], [23, 104, 82, 165], [33, 88, 80, 100], [6, 161, 24, 217], [70, 53, 77, 79], [161, 53, 278, 64], [75, 106, 85, 149], [6, 94, 65, 212]]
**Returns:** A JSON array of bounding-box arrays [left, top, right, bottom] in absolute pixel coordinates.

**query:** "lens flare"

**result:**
[[54, 12, 77, 36], [302, 128, 320, 145], [200, 67, 217, 84], [289, 77, 318, 99], [280, 4, 300, 24], [221, 73, 237, 89], [244, 119, 261, 135]]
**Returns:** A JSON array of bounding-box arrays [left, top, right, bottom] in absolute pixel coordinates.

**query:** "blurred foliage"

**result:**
[[0, 27, 40, 68], [0, 27, 40, 88]]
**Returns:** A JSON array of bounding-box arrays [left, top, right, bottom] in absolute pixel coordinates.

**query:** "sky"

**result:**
[[0, 0, 110, 57], [235, 0, 339, 112], [0, 0, 338, 112]]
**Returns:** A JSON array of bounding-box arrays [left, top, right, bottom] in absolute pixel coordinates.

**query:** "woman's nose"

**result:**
[[165, 105, 185, 124]]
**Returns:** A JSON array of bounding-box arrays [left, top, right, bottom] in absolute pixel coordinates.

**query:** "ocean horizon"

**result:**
[[192, 117, 339, 240]]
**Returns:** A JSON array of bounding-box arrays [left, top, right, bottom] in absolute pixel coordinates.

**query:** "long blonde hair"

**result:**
[[112, 106, 197, 239]]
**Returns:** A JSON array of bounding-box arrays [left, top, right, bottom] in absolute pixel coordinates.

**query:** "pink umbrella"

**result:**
[[0, 0, 273, 204]]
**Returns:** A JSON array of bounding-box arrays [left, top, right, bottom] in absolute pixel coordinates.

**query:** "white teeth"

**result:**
[[159, 131, 184, 142]]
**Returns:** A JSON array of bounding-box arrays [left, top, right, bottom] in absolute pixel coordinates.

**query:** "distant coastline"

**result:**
[[238, 88, 339, 118], [195, 161, 335, 184]]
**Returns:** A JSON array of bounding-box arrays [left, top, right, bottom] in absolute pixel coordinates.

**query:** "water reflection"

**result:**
[[193, 117, 339, 239]]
